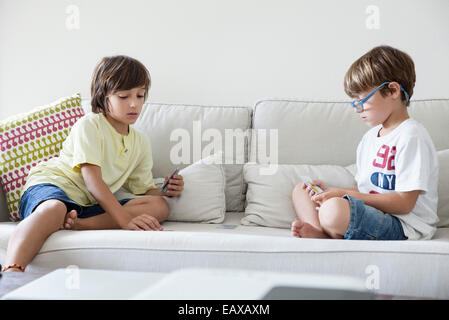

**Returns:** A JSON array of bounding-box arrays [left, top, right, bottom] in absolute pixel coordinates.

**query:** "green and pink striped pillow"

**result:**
[[0, 93, 85, 221]]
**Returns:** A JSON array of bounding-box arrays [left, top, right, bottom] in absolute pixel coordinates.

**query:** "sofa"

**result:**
[[1, 98, 449, 299]]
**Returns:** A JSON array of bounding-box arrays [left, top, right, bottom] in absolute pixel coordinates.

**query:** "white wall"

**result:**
[[1, 0, 448, 120]]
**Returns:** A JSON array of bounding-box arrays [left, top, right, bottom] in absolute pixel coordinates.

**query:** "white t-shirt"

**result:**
[[355, 118, 439, 240]]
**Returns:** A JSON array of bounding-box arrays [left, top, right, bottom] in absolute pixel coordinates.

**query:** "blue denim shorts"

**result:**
[[18, 183, 132, 220], [343, 195, 407, 240]]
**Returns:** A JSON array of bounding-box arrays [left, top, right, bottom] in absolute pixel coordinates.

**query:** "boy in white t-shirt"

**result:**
[[291, 45, 439, 240]]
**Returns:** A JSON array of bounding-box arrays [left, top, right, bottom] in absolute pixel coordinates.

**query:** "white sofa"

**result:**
[[1, 98, 449, 299]]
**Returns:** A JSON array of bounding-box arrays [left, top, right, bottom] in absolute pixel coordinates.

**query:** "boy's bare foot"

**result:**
[[61, 210, 78, 230], [291, 219, 330, 239]]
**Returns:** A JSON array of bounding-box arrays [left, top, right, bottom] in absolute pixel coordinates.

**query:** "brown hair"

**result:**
[[90, 55, 151, 115], [344, 45, 415, 106]]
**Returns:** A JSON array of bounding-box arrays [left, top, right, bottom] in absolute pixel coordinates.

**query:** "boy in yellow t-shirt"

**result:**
[[3, 55, 184, 272]]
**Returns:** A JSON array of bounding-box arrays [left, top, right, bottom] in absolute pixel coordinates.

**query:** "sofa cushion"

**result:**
[[250, 100, 367, 166], [251, 99, 449, 166], [114, 154, 226, 223], [0, 94, 84, 221], [437, 149, 449, 227], [0, 182, 8, 222], [241, 163, 356, 228], [133, 102, 252, 212]]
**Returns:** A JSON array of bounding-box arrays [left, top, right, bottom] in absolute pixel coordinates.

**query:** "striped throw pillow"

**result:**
[[0, 93, 85, 221]]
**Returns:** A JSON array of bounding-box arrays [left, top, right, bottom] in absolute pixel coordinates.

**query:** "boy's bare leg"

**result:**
[[318, 198, 351, 239], [4, 200, 75, 272], [291, 184, 330, 239], [75, 196, 169, 230]]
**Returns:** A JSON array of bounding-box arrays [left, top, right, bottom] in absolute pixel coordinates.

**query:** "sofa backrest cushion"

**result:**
[[0, 181, 9, 222], [437, 149, 449, 227], [250, 99, 449, 165], [133, 103, 252, 212]]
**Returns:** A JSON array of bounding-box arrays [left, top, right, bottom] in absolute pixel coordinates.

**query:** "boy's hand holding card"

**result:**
[[162, 168, 184, 197]]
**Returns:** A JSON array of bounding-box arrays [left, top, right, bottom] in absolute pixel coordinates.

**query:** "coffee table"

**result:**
[[0, 270, 51, 298], [132, 268, 374, 300], [1, 268, 163, 300], [0, 268, 434, 300]]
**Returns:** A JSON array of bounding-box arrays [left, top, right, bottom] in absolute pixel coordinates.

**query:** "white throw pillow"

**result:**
[[114, 155, 226, 223], [437, 149, 449, 227], [241, 163, 356, 228]]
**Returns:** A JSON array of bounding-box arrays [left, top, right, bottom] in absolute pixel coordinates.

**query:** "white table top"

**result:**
[[2, 268, 164, 300], [3, 267, 373, 300]]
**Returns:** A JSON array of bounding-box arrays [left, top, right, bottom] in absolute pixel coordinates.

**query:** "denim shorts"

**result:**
[[19, 183, 132, 220], [343, 195, 407, 240]]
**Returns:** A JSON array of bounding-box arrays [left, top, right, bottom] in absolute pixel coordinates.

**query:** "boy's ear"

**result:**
[[387, 82, 402, 99]]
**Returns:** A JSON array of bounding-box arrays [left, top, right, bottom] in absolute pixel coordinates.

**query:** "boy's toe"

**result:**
[[291, 219, 303, 237], [291, 219, 303, 229], [62, 210, 78, 230]]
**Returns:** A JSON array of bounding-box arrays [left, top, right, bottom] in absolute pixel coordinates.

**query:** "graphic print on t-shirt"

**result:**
[[370, 144, 396, 192]]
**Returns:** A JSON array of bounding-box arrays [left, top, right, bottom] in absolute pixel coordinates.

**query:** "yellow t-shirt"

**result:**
[[20, 112, 157, 206]]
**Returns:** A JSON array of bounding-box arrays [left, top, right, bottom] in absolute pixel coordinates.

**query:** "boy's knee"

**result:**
[[292, 183, 306, 199], [34, 199, 67, 217], [29, 199, 68, 230], [156, 196, 169, 213], [145, 196, 169, 220], [292, 183, 303, 193], [318, 198, 349, 235]]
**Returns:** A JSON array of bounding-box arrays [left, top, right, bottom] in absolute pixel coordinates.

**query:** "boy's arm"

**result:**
[[344, 190, 420, 214], [144, 188, 164, 196], [340, 186, 359, 193], [81, 163, 132, 228], [314, 188, 420, 215]]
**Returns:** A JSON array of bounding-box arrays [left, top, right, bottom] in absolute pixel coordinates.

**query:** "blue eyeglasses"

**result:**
[[350, 81, 410, 112]]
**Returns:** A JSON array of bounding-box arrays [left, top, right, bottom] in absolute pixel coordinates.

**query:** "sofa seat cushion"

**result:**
[[1, 215, 448, 255], [1, 213, 449, 256], [1, 215, 449, 298]]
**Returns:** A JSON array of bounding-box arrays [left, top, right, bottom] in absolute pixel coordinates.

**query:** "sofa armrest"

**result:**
[[0, 182, 11, 222]]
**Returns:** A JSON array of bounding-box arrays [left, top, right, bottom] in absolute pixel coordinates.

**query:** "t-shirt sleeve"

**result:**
[[355, 140, 362, 184], [394, 135, 433, 193], [124, 135, 157, 194], [69, 117, 103, 173], [354, 132, 367, 184]]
